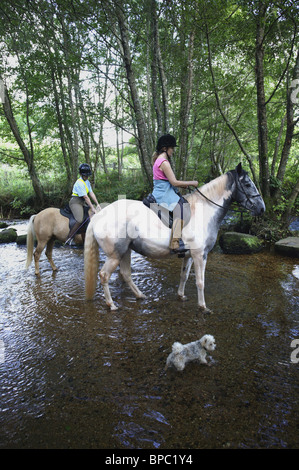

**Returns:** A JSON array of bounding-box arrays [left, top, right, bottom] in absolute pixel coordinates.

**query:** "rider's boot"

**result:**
[[65, 221, 81, 245], [169, 219, 188, 256]]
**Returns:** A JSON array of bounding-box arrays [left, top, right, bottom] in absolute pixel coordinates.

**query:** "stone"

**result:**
[[0, 228, 18, 244], [275, 237, 299, 258], [16, 234, 27, 245], [219, 231, 263, 254]]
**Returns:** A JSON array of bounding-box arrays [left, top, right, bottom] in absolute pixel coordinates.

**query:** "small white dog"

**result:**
[[165, 334, 216, 371]]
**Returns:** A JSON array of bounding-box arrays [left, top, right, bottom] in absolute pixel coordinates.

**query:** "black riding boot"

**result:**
[[65, 221, 81, 245]]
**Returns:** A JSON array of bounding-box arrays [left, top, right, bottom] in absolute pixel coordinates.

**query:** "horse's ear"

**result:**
[[236, 162, 242, 175]]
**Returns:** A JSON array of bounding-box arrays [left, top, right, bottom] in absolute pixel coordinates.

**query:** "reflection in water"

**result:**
[[0, 227, 299, 448]]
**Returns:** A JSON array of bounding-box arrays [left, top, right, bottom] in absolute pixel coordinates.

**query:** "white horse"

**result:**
[[84, 163, 265, 312]]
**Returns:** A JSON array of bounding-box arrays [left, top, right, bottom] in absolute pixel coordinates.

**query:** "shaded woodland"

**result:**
[[0, 0, 298, 226]]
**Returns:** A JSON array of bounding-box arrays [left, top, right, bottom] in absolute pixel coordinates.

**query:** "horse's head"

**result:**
[[232, 163, 266, 216]]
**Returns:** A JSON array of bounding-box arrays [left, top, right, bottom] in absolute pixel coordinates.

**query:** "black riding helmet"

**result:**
[[79, 163, 92, 176], [156, 134, 177, 151]]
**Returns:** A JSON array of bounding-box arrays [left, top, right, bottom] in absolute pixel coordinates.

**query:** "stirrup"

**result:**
[[64, 237, 75, 246], [170, 239, 188, 257]]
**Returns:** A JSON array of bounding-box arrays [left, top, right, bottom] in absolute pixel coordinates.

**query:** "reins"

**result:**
[[192, 187, 230, 210]]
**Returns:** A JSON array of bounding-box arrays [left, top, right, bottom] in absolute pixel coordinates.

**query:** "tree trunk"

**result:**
[[255, 2, 270, 201], [178, 30, 195, 179], [151, 0, 163, 138], [114, 1, 153, 185], [281, 177, 299, 229], [153, 0, 170, 134], [50, 66, 72, 185], [274, 50, 299, 199], [2, 82, 45, 206]]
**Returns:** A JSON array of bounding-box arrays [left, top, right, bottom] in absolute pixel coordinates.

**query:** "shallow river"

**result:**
[[0, 221, 298, 449]]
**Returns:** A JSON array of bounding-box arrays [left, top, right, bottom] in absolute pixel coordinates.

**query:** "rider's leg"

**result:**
[[66, 198, 84, 244], [169, 200, 188, 254]]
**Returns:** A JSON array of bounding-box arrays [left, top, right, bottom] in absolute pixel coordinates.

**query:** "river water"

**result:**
[[0, 221, 298, 449]]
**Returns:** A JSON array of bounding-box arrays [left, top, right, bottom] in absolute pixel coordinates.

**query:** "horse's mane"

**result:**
[[186, 173, 229, 204]]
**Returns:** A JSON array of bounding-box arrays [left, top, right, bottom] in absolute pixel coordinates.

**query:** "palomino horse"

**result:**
[[26, 207, 95, 275], [84, 163, 265, 312]]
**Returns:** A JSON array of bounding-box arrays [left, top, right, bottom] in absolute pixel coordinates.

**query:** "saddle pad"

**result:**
[[143, 194, 191, 228]]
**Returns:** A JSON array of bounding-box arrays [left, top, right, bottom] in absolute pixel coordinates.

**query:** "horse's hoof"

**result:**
[[178, 295, 188, 302], [198, 306, 212, 314], [108, 303, 118, 311], [137, 293, 146, 299]]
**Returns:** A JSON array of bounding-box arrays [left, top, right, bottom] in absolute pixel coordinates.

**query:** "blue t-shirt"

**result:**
[[72, 178, 92, 197]]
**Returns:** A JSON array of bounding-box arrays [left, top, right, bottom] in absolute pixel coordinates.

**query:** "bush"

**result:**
[[95, 170, 150, 204], [0, 166, 150, 218]]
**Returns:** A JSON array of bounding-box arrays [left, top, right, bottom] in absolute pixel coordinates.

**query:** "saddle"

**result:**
[[142, 193, 191, 228], [60, 204, 90, 233]]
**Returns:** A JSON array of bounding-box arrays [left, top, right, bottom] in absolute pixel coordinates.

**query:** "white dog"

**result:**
[[165, 334, 216, 371]]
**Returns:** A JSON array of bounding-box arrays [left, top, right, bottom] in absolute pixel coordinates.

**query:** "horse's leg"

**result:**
[[99, 257, 122, 311], [33, 239, 48, 276], [192, 252, 211, 313], [45, 238, 58, 272], [119, 249, 146, 299], [177, 257, 193, 301]]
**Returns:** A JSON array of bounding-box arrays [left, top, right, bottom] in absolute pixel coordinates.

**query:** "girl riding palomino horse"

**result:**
[[66, 163, 101, 245]]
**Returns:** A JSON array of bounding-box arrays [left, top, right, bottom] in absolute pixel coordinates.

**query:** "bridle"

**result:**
[[191, 171, 261, 213], [233, 172, 262, 212]]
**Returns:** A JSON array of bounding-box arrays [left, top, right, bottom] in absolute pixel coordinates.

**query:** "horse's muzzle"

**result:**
[[251, 198, 266, 216]]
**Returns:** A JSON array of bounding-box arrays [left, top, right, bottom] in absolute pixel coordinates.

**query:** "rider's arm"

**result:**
[[160, 160, 198, 188]]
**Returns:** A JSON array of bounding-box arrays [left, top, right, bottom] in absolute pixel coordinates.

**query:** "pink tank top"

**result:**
[[153, 156, 168, 180]]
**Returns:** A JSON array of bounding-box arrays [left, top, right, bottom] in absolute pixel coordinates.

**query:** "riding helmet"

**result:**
[[79, 163, 92, 175], [156, 134, 177, 151]]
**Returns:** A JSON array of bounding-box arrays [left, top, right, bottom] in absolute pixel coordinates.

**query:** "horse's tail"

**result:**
[[84, 221, 99, 300], [25, 215, 36, 269]]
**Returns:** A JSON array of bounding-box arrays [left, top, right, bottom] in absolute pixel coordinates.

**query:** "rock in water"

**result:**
[[0, 228, 18, 244], [219, 231, 263, 254], [275, 237, 299, 258]]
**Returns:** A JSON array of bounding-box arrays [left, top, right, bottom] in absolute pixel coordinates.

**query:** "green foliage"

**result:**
[[0, 163, 150, 217], [0, 165, 34, 217], [95, 170, 150, 204], [0, 0, 298, 229]]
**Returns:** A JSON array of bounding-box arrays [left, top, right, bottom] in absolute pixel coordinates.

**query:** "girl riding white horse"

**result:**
[[84, 163, 265, 312]]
